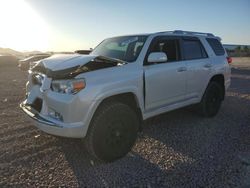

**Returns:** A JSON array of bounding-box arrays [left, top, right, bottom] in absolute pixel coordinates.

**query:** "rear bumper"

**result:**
[[20, 102, 87, 138]]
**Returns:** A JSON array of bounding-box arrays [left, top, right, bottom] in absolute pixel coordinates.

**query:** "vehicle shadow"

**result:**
[[56, 138, 174, 187]]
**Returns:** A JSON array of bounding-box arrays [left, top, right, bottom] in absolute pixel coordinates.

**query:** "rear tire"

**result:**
[[85, 100, 139, 162], [198, 81, 224, 117]]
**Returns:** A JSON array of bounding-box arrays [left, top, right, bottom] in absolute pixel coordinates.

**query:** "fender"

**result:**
[[93, 87, 144, 110]]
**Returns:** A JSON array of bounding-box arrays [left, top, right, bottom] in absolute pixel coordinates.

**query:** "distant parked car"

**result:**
[[18, 54, 51, 71], [75, 50, 92, 55]]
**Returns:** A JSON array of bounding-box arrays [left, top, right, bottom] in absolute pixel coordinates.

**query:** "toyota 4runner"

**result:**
[[20, 30, 231, 162]]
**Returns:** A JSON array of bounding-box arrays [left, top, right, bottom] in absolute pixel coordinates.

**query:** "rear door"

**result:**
[[180, 37, 211, 99], [144, 36, 187, 110]]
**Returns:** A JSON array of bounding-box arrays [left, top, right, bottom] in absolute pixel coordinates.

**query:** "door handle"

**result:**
[[204, 63, 212, 68], [177, 67, 187, 72]]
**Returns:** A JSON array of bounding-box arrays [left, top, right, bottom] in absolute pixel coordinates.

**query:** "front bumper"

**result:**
[[20, 101, 87, 138], [22, 71, 100, 138]]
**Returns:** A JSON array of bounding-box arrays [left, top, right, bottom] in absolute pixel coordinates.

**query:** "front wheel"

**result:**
[[85, 101, 139, 162], [198, 82, 224, 117]]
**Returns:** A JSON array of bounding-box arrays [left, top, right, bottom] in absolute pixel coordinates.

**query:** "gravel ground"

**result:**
[[0, 60, 250, 187]]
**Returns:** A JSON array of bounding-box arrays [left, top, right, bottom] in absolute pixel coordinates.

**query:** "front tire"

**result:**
[[85, 100, 139, 162], [198, 82, 224, 117]]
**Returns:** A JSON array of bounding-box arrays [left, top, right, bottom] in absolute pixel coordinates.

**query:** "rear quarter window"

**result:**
[[206, 38, 225, 56]]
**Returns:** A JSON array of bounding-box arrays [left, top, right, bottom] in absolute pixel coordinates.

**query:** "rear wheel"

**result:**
[[198, 82, 224, 117], [85, 100, 139, 162]]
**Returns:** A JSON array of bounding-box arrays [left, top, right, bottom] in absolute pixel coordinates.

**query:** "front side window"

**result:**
[[183, 39, 208, 60], [149, 39, 180, 62], [91, 36, 148, 62]]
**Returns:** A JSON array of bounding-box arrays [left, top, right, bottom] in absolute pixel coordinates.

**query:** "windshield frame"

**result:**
[[91, 35, 148, 63]]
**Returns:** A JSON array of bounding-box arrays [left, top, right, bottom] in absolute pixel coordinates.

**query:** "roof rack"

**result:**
[[173, 30, 214, 37]]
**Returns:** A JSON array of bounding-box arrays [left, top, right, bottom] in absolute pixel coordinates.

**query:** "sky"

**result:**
[[0, 0, 249, 51]]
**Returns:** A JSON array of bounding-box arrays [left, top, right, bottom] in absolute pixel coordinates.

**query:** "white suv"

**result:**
[[21, 30, 231, 162]]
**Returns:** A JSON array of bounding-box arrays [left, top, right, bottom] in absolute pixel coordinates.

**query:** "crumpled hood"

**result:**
[[32, 54, 126, 79], [40, 54, 98, 71]]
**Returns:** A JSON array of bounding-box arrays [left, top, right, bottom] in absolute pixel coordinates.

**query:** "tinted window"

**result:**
[[206, 38, 225, 56], [183, 39, 208, 60], [150, 39, 180, 62]]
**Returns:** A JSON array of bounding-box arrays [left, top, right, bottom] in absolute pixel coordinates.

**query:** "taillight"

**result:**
[[227, 57, 232, 64]]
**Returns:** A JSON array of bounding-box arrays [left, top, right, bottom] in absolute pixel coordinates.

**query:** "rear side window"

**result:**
[[206, 38, 225, 56], [182, 39, 208, 60]]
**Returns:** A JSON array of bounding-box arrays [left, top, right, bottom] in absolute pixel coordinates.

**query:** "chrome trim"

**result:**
[[20, 102, 63, 128]]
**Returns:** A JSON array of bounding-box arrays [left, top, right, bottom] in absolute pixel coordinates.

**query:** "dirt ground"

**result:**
[[0, 59, 250, 187]]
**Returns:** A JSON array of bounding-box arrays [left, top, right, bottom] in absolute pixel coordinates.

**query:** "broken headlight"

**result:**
[[51, 79, 86, 94]]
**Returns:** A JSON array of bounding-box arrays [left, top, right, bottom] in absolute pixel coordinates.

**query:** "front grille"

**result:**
[[31, 98, 43, 112]]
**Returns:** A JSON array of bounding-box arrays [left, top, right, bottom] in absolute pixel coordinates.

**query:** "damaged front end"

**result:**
[[20, 54, 127, 137], [24, 54, 126, 111]]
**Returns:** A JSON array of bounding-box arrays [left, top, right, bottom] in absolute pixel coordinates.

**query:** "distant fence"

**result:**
[[226, 50, 250, 57], [224, 45, 250, 57]]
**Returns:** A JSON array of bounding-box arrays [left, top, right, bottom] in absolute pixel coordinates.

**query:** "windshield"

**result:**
[[91, 35, 148, 62]]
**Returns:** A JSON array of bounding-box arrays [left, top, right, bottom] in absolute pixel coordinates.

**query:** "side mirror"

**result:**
[[147, 52, 168, 64]]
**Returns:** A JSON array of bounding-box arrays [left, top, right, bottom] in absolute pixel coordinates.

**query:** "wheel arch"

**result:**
[[84, 91, 143, 135], [96, 92, 143, 123]]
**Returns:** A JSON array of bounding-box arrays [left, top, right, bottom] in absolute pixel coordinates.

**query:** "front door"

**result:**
[[144, 37, 187, 110]]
